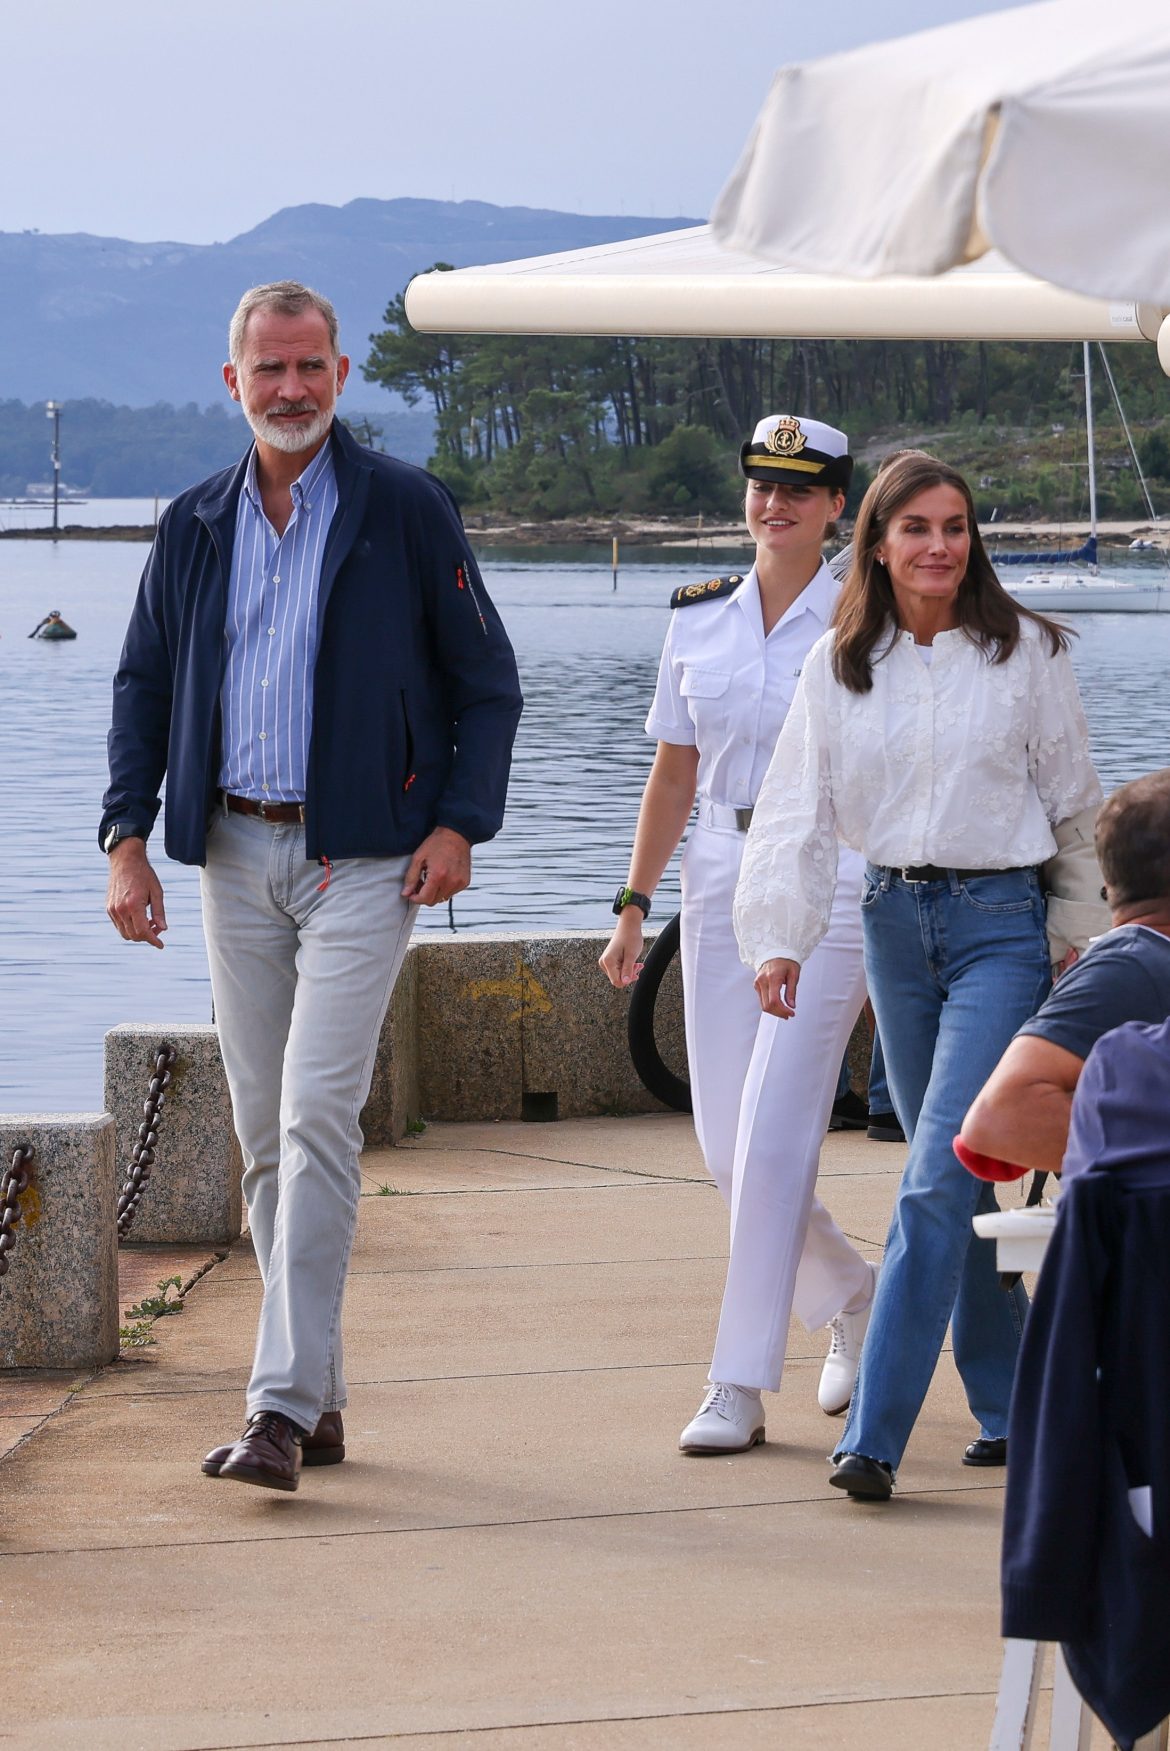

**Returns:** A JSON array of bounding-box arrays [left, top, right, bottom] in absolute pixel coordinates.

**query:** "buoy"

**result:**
[[29, 610, 77, 641]]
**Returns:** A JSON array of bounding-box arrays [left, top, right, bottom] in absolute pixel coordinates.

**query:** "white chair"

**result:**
[[991, 1639, 1169, 1749]]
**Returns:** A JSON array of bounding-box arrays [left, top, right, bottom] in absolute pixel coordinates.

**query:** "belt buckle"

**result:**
[[899, 866, 919, 884], [734, 806, 754, 832], [255, 799, 273, 822]]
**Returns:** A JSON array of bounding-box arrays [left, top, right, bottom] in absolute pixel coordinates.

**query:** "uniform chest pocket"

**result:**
[[679, 668, 731, 699]]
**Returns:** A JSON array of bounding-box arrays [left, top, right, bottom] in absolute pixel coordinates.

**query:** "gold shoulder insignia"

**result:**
[[670, 574, 744, 610]]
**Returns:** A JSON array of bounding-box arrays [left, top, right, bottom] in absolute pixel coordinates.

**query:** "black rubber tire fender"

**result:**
[[627, 910, 692, 1113]]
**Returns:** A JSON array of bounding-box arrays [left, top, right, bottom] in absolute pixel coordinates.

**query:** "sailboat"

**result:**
[[997, 344, 1169, 614]]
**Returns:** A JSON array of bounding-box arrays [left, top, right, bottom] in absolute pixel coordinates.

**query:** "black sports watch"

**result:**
[[103, 823, 142, 854], [612, 884, 652, 920]]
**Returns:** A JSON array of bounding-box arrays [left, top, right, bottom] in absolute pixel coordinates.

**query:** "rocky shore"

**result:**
[[2, 515, 1166, 548]]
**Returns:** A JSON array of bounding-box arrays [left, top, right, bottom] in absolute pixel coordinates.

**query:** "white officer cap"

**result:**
[[740, 414, 853, 491]]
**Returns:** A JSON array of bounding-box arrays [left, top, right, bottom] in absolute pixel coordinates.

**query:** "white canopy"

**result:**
[[404, 224, 1168, 354], [711, 0, 1170, 307]]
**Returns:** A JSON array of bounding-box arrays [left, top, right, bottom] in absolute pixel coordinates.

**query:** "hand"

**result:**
[[1054, 946, 1080, 978], [599, 910, 645, 988], [401, 827, 472, 906], [106, 838, 167, 950], [755, 957, 801, 1018]]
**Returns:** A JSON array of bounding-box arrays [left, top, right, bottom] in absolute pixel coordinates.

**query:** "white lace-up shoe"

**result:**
[[678, 1382, 765, 1454], [818, 1262, 880, 1416]]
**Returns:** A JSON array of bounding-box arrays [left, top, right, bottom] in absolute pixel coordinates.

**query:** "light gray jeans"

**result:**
[[200, 809, 415, 1431]]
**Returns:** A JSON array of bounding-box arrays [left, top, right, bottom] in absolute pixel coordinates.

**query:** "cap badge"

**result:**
[[764, 417, 806, 457]]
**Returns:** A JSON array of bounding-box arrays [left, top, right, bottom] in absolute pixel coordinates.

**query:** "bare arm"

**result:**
[[599, 742, 699, 987], [960, 1035, 1084, 1173]]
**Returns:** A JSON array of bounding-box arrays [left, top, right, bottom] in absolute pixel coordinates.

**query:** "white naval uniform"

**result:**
[[645, 561, 871, 1392]]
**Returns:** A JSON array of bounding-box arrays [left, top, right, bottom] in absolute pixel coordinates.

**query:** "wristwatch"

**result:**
[[612, 884, 652, 920], [103, 823, 141, 854]]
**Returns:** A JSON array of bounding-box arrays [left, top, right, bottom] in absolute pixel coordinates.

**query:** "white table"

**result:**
[[972, 1204, 1056, 1272]]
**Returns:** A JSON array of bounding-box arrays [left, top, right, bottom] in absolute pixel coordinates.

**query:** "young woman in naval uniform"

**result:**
[[600, 414, 878, 1455]]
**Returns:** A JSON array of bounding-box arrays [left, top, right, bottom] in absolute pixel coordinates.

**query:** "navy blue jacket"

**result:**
[[1002, 1020, 1170, 1751], [101, 420, 523, 864]]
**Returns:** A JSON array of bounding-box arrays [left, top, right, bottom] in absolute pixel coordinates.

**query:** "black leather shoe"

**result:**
[[866, 1112, 906, 1143], [828, 1090, 869, 1133], [203, 1408, 343, 1476], [828, 1451, 894, 1500], [963, 1436, 1007, 1467], [216, 1411, 303, 1492]]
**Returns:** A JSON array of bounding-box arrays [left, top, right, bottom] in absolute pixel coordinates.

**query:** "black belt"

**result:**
[[885, 864, 1032, 884], [222, 793, 306, 824]]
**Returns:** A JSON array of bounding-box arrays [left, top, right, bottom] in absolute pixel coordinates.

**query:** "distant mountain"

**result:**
[[1, 198, 699, 408]]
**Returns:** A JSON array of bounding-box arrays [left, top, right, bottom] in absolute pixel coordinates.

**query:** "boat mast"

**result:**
[[1083, 340, 1099, 572]]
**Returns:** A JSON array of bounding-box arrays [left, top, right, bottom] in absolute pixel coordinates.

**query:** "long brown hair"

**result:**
[[831, 453, 1070, 693]]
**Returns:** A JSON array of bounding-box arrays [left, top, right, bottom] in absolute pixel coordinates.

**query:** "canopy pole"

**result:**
[[1083, 341, 1098, 570]]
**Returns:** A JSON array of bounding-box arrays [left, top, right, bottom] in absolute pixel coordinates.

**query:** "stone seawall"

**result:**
[[362, 929, 688, 1139], [362, 928, 870, 1142]]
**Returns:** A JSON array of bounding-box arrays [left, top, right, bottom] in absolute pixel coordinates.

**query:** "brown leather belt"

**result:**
[[223, 793, 306, 824]]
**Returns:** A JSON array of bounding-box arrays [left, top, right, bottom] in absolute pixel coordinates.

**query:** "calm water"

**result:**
[[0, 497, 168, 532], [3, 527, 1170, 1111]]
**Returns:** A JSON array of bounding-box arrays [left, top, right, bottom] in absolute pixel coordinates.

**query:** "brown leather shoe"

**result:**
[[302, 1409, 345, 1466], [217, 1412, 303, 1492], [202, 1409, 344, 1477]]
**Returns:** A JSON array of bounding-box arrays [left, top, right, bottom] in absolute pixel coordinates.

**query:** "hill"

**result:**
[[0, 199, 699, 407]]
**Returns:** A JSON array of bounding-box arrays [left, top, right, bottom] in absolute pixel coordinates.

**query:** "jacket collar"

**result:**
[[192, 418, 373, 598], [736, 558, 835, 644], [317, 419, 373, 630]]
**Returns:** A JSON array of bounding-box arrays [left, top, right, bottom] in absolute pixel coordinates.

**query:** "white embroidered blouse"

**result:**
[[733, 619, 1103, 970]]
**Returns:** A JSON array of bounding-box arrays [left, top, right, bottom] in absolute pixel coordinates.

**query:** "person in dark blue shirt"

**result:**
[[961, 768, 1170, 1177]]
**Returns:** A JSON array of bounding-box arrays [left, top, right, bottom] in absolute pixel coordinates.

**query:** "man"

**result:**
[[102, 281, 522, 1492], [960, 769, 1170, 1179]]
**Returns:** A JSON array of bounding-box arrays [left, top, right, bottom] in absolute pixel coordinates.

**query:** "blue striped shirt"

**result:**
[[218, 441, 338, 802]]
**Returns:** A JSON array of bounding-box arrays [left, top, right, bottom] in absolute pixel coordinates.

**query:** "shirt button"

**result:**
[[260, 679, 269, 688], [259, 731, 268, 741], [261, 784, 269, 794], [272, 575, 281, 585], [268, 627, 276, 636]]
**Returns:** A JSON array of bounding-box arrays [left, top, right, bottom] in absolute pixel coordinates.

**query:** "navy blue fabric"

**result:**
[[1017, 924, 1170, 1063], [1002, 1018, 1170, 1750], [101, 420, 523, 864]]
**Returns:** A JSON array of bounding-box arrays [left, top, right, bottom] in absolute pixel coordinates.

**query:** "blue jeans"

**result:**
[[839, 866, 1052, 1471], [868, 1030, 891, 1114]]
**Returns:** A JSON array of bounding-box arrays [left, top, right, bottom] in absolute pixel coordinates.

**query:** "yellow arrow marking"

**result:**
[[466, 959, 553, 1023]]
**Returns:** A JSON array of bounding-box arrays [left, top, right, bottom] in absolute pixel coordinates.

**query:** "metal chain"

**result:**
[[116, 1043, 177, 1241], [0, 1144, 34, 1292]]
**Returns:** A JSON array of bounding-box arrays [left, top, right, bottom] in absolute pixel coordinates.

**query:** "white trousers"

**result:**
[[200, 810, 416, 1431], [679, 824, 870, 1393]]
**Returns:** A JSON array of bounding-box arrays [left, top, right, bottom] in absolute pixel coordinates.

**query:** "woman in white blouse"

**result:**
[[600, 414, 877, 1457], [734, 452, 1104, 1501]]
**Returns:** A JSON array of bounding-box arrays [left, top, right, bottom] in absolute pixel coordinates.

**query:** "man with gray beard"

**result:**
[[101, 281, 522, 1491]]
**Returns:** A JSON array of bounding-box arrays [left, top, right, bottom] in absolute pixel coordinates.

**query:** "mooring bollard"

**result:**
[[0, 1114, 118, 1368], [104, 1025, 242, 1246]]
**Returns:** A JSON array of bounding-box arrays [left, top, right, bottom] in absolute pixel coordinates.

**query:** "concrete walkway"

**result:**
[[0, 1115, 1065, 1749]]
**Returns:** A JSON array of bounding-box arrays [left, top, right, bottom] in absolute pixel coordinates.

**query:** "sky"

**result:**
[[3, 0, 1031, 243]]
